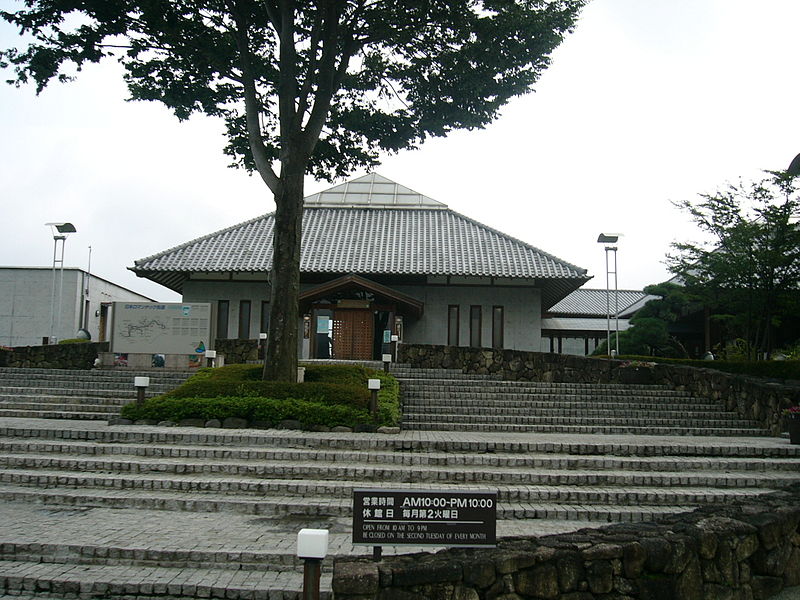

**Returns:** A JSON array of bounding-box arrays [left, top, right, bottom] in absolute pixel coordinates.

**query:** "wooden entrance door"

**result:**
[[332, 309, 374, 360]]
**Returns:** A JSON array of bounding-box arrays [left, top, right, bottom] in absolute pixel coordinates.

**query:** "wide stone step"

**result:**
[[403, 405, 745, 420], [0, 559, 331, 600], [401, 395, 705, 408], [0, 469, 777, 506], [0, 395, 132, 408], [401, 392, 702, 404], [402, 412, 763, 428], [391, 371, 501, 381], [3, 438, 797, 471], [2, 423, 795, 457], [0, 409, 113, 420], [0, 484, 706, 521], [403, 389, 704, 406], [0, 541, 302, 571], [399, 380, 692, 394], [2, 454, 795, 489], [0, 402, 123, 413], [403, 421, 769, 436], [0, 384, 174, 396], [0, 366, 191, 378]]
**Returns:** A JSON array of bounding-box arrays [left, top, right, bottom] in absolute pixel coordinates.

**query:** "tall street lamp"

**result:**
[[597, 233, 620, 357], [46, 222, 77, 343]]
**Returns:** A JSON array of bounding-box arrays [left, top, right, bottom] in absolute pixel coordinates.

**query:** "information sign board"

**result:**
[[110, 302, 212, 355], [352, 489, 496, 547]]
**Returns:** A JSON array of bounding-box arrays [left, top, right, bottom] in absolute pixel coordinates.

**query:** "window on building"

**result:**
[[470, 305, 482, 347], [217, 300, 229, 339], [260, 301, 270, 336], [447, 305, 459, 346], [492, 306, 504, 348], [238, 300, 251, 339]]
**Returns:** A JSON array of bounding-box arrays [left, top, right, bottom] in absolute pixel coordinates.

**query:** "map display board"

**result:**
[[110, 302, 212, 355]]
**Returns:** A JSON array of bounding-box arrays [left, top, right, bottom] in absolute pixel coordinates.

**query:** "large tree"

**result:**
[[1, 0, 585, 380], [666, 173, 800, 358]]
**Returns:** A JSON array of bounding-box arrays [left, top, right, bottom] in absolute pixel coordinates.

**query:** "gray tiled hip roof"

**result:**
[[132, 207, 588, 284]]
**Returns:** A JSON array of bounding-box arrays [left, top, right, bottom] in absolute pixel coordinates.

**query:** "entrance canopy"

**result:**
[[299, 274, 424, 318]]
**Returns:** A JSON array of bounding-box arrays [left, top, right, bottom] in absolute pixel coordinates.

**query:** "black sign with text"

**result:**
[[352, 489, 497, 547]]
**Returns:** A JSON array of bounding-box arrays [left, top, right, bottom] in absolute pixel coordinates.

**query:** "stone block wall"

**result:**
[[397, 345, 800, 436], [333, 487, 800, 600], [214, 339, 260, 364], [0, 342, 109, 370]]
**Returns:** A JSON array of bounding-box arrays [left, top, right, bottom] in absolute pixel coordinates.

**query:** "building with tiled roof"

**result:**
[[541, 288, 658, 355], [132, 173, 591, 359]]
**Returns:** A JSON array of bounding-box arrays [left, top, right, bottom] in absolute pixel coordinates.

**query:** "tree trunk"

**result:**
[[263, 167, 305, 382]]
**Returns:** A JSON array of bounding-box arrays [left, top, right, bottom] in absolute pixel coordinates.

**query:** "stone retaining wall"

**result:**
[[333, 487, 800, 600], [397, 345, 800, 436], [0, 342, 109, 370], [215, 339, 259, 364]]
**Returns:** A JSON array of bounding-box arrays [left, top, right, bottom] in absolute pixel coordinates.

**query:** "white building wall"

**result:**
[[181, 280, 270, 340], [0, 267, 153, 346], [394, 284, 542, 352], [180, 278, 542, 352]]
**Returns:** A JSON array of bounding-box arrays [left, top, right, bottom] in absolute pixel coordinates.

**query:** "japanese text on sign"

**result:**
[[352, 489, 496, 547]]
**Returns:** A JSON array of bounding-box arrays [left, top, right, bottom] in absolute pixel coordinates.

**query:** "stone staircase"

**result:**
[[0, 364, 798, 599], [397, 368, 770, 436], [0, 367, 191, 420]]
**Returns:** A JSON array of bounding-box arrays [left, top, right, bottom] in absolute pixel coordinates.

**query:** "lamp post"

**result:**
[[45, 222, 76, 343], [597, 233, 620, 357]]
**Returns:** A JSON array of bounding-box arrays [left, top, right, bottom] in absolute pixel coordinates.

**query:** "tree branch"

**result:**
[[229, 1, 280, 193], [301, 2, 358, 154]]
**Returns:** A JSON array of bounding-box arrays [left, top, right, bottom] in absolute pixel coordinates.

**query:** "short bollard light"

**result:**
[[368, 378, 381, 420], [133, 376, 150, 405], [297, 528, 328, 600], [382, 353, 392, 372], [258, 332, 268, 359], [204, 349, 217, 368]]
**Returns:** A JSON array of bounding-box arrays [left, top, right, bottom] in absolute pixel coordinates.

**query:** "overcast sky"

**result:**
[[1, 0, 799, 303]]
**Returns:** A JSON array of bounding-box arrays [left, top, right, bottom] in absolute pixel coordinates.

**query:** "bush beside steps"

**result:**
[[115, 363, 401, 433]]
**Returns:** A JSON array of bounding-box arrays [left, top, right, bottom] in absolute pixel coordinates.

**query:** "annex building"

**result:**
[[131, 173, 591, 360], [0, 267, 154, 347]]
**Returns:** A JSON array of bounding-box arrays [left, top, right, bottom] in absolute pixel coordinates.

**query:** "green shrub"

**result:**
[[121, 396, 371, 428], [57, 338, 90, 345], [163, 379, 369, 407], [122, 362, 401, 428], [304, 364, 371, 386], [604, 354, 800, 381]]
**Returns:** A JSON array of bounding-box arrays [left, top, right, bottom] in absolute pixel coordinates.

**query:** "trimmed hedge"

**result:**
[[608, 355, 800, 381], [120, 363, 400, 429], [121, 396, 370, 428]]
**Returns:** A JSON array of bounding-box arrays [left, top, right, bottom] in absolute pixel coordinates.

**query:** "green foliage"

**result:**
[[591, 282, 693, 358], [667, 173, 800, 356], [121, 363, 400, 428], [304, 364, 372, 386], [609, 354, 800, 381], [0, 1, 586, 182], [775, 340, 800, 361], [57, 338, 90, 345], [165, 379, 369, 408], [121, 396, 371, 428]]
